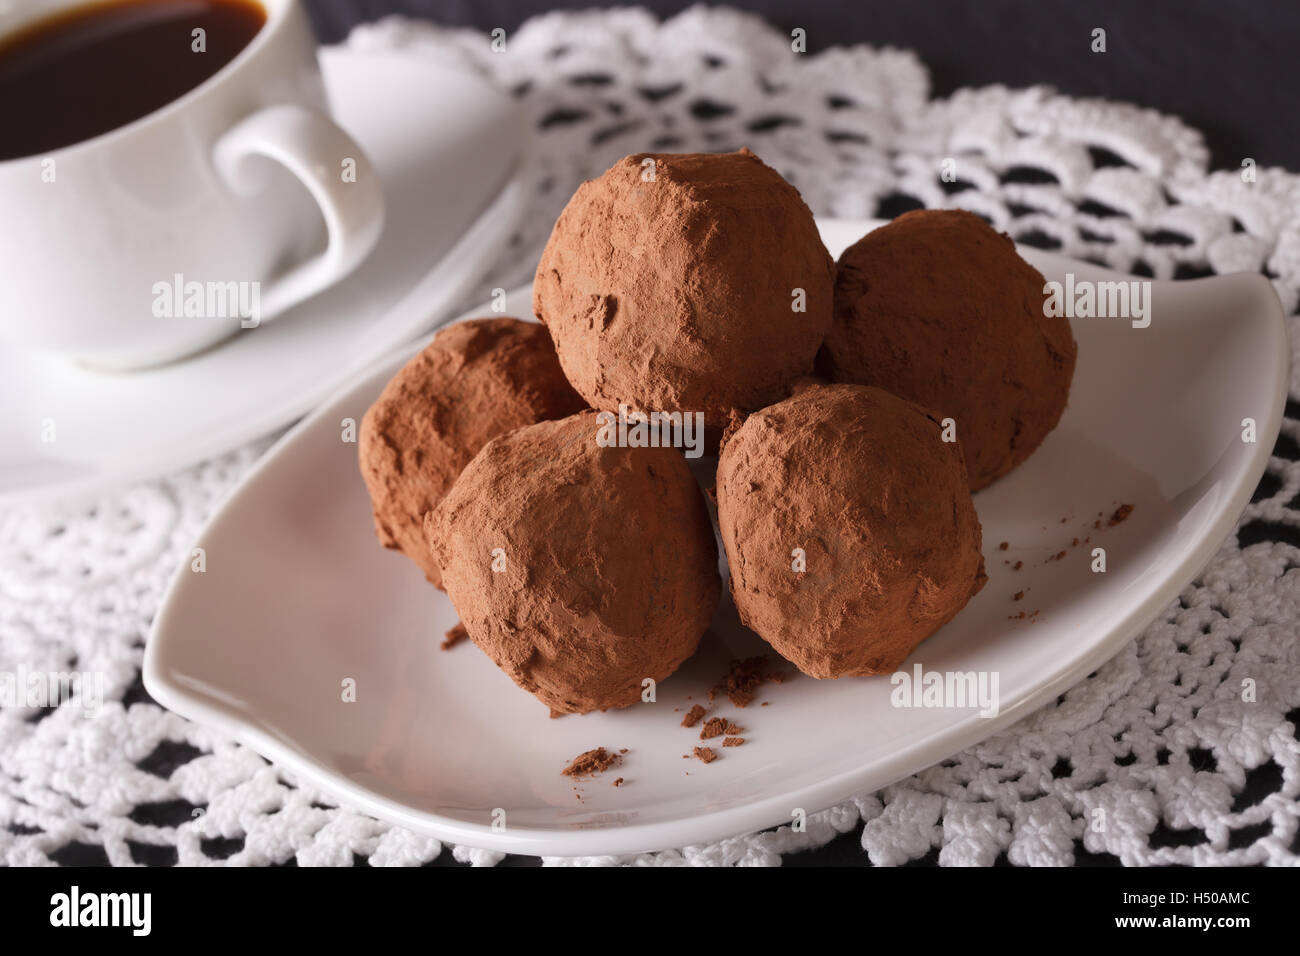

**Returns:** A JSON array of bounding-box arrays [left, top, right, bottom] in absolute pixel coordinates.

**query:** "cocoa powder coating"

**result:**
[[821, 209, 1077, 490], [533, 149, 835, 427], [427, 411, 721, 715], [359, 318, 585, 587], [716, 384, 987, 678]]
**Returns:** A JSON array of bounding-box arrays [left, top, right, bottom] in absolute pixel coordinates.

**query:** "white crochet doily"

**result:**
[[3, 6, 1299, 867]]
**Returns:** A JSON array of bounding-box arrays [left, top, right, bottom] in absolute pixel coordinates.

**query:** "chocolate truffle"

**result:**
[[427, 412, 720, 714], [359, 317, 585, 588], [534, 148, 835, 427], [821, 209, 1077, 490], [716, 384, 986, 678]]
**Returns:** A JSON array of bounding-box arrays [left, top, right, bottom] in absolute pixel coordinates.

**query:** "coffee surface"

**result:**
[[0, 0, 265, 161]]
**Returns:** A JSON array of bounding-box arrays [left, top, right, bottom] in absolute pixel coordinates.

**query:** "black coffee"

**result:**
[[0, 0, 266, 161]]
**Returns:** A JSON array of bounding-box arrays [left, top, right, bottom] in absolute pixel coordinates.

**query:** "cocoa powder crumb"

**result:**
[[710, 656, 786, 707], [680, 704, 707, 728], [722, 737, 744, 747], [1013, 561, 1023, 570], [1013, 591, 1024, 602], [1108, 504, 1134, 526], [700, 717, 744, 740], [998, 541, 1009, 551], [612, 777, 624, 787], [693, 746, 718, 764], [441, 621, 469, 650], [699, 717, 728, 739], [562, 747, 621, 778]]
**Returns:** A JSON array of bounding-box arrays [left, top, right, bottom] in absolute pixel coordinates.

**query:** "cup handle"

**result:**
[[212, 104, 385, 323]]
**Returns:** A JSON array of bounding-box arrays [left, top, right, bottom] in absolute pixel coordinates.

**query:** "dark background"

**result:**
[[305, 0, 1300, 171]]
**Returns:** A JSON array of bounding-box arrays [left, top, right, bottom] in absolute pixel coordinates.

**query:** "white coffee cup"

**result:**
[[0, 0, 385, 369]]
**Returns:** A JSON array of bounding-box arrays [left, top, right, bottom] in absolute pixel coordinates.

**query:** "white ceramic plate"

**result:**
[[144, 219, 1288, 857], [0, 48, 527, 504]]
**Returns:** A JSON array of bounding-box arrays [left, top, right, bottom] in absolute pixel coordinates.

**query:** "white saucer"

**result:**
[[144, 219, 1287, 857], [0, 48, 528, 504]]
